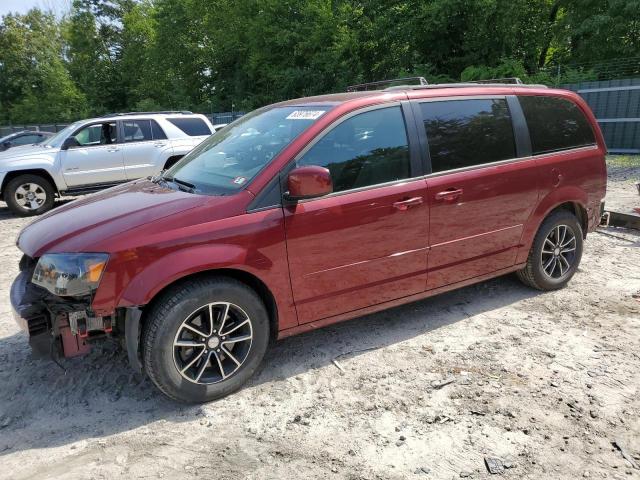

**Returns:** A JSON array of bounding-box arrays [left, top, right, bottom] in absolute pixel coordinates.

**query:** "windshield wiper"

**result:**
[[164, 176, 196, 193]]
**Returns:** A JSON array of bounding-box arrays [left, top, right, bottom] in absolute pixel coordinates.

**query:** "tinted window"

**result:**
[[12, 134, 41, 145], [150, 119, 167, 140], [123, 120, 153, 142], [298, 106, 410, 192], [75, 122, 117, 146], [519, 96, 596, 155], [168, 117, 212, 136], [421, 99, 516, 173]]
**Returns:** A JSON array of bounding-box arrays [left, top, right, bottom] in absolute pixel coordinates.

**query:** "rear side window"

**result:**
[[519, 96, 596, 155], [421, 99, 516, 173], [298, 106, 410, 192], [167, 117, 212, 136], [123, 120, 153, 142]]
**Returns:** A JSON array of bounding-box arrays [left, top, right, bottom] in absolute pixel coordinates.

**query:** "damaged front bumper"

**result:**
[[10, 270, 52, 357], [10, 258, 143, 370], [11, 260, 103, 359]]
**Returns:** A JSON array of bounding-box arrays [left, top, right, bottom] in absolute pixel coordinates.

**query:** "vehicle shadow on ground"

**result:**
[[0, 273, 541, 456]]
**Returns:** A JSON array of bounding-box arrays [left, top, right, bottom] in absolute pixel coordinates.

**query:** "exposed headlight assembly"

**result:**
[[32, 253, 109, 297]]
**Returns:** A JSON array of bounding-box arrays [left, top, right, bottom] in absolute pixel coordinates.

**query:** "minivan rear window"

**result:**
[[167, 117, 212, 136], [421, 98, 516, 173], [518, 96, 596, 155]]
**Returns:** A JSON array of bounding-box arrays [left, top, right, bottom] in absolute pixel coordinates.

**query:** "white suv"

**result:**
[[0, 111, 215, 216]]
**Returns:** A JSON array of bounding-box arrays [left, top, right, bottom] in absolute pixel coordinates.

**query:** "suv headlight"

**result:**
[[32, 253, 109, 297]]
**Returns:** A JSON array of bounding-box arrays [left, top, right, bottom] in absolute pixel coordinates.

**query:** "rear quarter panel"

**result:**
[[516, 89, 607, 263]]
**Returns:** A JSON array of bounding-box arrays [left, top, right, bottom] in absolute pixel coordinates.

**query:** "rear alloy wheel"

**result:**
[[142, 277, 270, 403], [517, 210, 583, 290], [540, 224, 578, 279], [4, 174, 55, 216]]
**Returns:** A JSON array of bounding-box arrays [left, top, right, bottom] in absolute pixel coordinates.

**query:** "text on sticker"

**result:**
[[286, 110, 326, 120]]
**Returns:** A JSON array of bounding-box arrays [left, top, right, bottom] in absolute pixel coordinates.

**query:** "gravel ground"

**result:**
[[0, 158, 639, 480]]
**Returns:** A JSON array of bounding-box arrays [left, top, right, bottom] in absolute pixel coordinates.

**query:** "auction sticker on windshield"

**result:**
[[286, 110, 326, 120]]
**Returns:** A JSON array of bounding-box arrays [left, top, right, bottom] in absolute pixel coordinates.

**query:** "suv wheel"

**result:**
[[142, 277, 270, 403], [517, 210, 583, 290], [4, 174, 55, 216]]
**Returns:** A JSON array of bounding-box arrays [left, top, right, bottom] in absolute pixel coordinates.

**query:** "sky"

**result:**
[[0, 0, 70, 17]]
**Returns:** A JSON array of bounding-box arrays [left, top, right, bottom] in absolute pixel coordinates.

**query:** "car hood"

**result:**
[[17, 179, 246, 257], [0, 144, 58, 166]]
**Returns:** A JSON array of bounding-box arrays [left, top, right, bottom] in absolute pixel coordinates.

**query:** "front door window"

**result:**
[[74, 122, 117, 146], [298, 106, 411, 191]]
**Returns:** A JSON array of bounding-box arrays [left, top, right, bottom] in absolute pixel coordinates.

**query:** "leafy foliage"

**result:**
[[0, 0, 638, 124], [0, 10, 87, 123]]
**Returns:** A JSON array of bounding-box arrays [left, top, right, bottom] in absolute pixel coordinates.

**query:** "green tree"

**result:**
[[552, 0, 640, 65], [0, 9, 87, 124], [65, 0, 137, 114]]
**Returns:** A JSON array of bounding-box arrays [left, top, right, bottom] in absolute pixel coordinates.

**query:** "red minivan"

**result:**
[[11, 80, 607, 402]]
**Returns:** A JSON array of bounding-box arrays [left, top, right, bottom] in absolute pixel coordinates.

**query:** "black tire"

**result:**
[[142, 277, 270, 403], [4, 174, 55, 216], [517, 209, 583, 291]]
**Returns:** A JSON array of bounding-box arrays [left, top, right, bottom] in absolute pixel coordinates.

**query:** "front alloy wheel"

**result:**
[[142, 277, 270, 403], [173, 302, 253, 385], [14, 182, 48, 211]]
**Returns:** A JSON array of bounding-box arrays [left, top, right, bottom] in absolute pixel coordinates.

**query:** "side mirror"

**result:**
[[1, 141, 10, 150], [61, 136, 80, 150], [285, 166, 333, 201]]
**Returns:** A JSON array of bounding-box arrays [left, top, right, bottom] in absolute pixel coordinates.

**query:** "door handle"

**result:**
[[153, 143, 166, 148], [393, 196, 423, 211], [435, 188, 463, 202], [107, 148, 119, 153]]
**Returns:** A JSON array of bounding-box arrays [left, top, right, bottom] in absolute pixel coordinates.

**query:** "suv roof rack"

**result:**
[[383, 81, 548, 92], [346, 76, 428, 92], [467, 77, 524, 84], [100, 111, 194, 118]]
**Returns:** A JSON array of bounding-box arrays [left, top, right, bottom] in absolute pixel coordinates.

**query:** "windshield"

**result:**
[[165, 106, 330, 194], [41, 122, 82, 148]]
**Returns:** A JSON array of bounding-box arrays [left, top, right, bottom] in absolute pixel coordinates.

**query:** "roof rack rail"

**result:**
[[100, 110, 193, 118], [467, 77, 523, 84], [346, 76, 428, 92], [383, 81, 548, 92]]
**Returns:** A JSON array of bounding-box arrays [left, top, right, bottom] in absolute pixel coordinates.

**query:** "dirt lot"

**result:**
[[0, 158, 639, 480]]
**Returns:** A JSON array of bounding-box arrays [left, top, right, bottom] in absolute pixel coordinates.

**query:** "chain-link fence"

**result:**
[[539, 56, 640, 87], [207, 111, 245, 125]]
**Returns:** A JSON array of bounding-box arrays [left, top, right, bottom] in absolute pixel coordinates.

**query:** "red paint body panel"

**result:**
[[284, 178, 428, 323], [15, 85, 607, 341], [91, 202, 299, 330], [426, 158, 540, 289], [278, 263, 526, 339]]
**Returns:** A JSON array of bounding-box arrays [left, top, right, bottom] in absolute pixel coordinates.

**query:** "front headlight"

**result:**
[[32, 253, 109, 297]]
